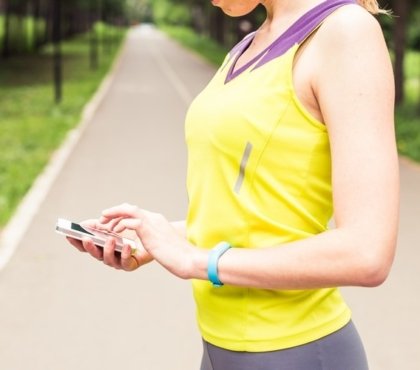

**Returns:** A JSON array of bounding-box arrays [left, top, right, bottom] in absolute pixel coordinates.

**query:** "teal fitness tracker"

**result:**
[[208, 241, 232, 287]]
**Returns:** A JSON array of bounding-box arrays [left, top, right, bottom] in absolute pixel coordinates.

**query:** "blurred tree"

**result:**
[[392, 0, 413, 105], [1, 0, 11, 57], [125, 0, 149, 24], [52, 0, 61, 103], [89, 0, 100, 70], [148, 0, 265, 47], [32, 0, 43, 50], [0, 0, 129, 104]]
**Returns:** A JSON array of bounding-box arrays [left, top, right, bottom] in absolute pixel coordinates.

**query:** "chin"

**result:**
[[217, 2, 260, 17], [222, 8, 254, 17]]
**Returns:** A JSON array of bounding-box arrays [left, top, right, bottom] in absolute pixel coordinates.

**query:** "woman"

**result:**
[[68, 0, 399, 369]]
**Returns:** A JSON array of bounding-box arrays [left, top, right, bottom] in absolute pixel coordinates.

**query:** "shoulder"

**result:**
[[314, 4, 386, 53], [307, 5, 394, 131], [326, 3, 381, 27], [309, 4, 392, 92]]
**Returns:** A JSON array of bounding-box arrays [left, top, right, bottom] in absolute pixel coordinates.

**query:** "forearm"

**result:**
[[189, 227, 396, 289]]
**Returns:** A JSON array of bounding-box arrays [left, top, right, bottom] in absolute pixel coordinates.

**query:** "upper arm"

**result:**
[[313, 7, 399, 257]]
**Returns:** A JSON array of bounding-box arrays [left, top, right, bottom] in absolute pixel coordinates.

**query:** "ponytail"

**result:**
[[357, 0, 390, 15]]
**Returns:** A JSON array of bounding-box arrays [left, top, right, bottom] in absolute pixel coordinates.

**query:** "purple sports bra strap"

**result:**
[[254, 0, 358, 69]]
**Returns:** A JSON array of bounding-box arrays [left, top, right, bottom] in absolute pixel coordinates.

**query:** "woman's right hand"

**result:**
[[65, 219, 154, 271]]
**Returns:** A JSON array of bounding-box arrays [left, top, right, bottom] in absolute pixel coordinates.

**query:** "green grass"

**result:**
[[396, 104, 420, 162], [404, 51, 420, 104], [396, 51, 420, 162], [159, 24, 228, 66], [0, 24, 126, 226]]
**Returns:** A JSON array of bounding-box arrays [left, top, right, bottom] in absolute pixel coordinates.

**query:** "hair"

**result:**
[[357, 0, 391, 15]]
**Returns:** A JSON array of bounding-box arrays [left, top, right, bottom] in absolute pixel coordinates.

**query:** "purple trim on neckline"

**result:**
[[225, 0, 357, 84]]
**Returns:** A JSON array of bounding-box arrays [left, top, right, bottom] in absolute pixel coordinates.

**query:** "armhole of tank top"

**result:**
[[288, 22, 327, 130], [289, 2, 359, 129]]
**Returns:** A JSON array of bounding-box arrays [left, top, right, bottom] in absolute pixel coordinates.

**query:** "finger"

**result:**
[[66, 237, 87, 253], [80, 219, 107, 235], [96, 216, 122, 232], [112, 221, 129, 234], [108, 217, 125, 232], [106, 217, 143, 235], [103, 238, 121, 268], [80, 219, 101, 229], [99, 214, 122, 226], [101, 203, 142, 221], [120, 245, 138, 271], [117, 218, 143, 231], [82, 237, 104, 261], [99, 215, 110, 224]]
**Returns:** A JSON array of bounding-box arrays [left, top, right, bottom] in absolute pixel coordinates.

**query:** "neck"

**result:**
[[261, 0, 327, 24]]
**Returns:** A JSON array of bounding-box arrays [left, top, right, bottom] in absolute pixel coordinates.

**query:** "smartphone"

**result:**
[[55, 218, 137, 254]]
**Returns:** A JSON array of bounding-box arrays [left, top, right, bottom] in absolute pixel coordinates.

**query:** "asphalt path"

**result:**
[[0, 24, 419, 370]]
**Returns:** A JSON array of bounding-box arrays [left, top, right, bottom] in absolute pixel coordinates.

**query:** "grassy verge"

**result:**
[[396, 51, 420, 162], [404, 50, 420, 98], [161, 25, 420, 163], [0, 24, 126, 227], [396, 104, 420, 162]]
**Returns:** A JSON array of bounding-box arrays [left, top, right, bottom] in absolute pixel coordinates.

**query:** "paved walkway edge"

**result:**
[[0, 39, 127, 272], [400, 155, 420, 172]]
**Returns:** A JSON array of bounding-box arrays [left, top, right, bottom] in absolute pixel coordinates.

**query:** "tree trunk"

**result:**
[[208, 8, 225, 45], [191, 4, 205, 35], [25, 1, 32, 52], [89, 0, 99, 70], [52, 0, 62, 103], [393, 0, 410, 105], [2, 0, 11, 58], [44, 0, 52, 44], [33, 0, 42, 50]]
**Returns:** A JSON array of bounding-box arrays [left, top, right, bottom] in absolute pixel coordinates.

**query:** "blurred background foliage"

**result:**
[[0, 0, 419, 226], [0, 0, 127, 225]]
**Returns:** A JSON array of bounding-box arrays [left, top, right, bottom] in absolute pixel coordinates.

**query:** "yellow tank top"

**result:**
[[185, 0, 355, 352]]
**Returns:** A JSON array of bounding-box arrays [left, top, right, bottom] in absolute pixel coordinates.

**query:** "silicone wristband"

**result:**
[[208, 242, 232, 287]]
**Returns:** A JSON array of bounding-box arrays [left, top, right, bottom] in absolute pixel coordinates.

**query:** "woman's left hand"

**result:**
[[99, 203, 196, 279]]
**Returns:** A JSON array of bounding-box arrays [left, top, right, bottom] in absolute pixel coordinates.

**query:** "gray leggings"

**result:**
[[200, 321, 368, 370]]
